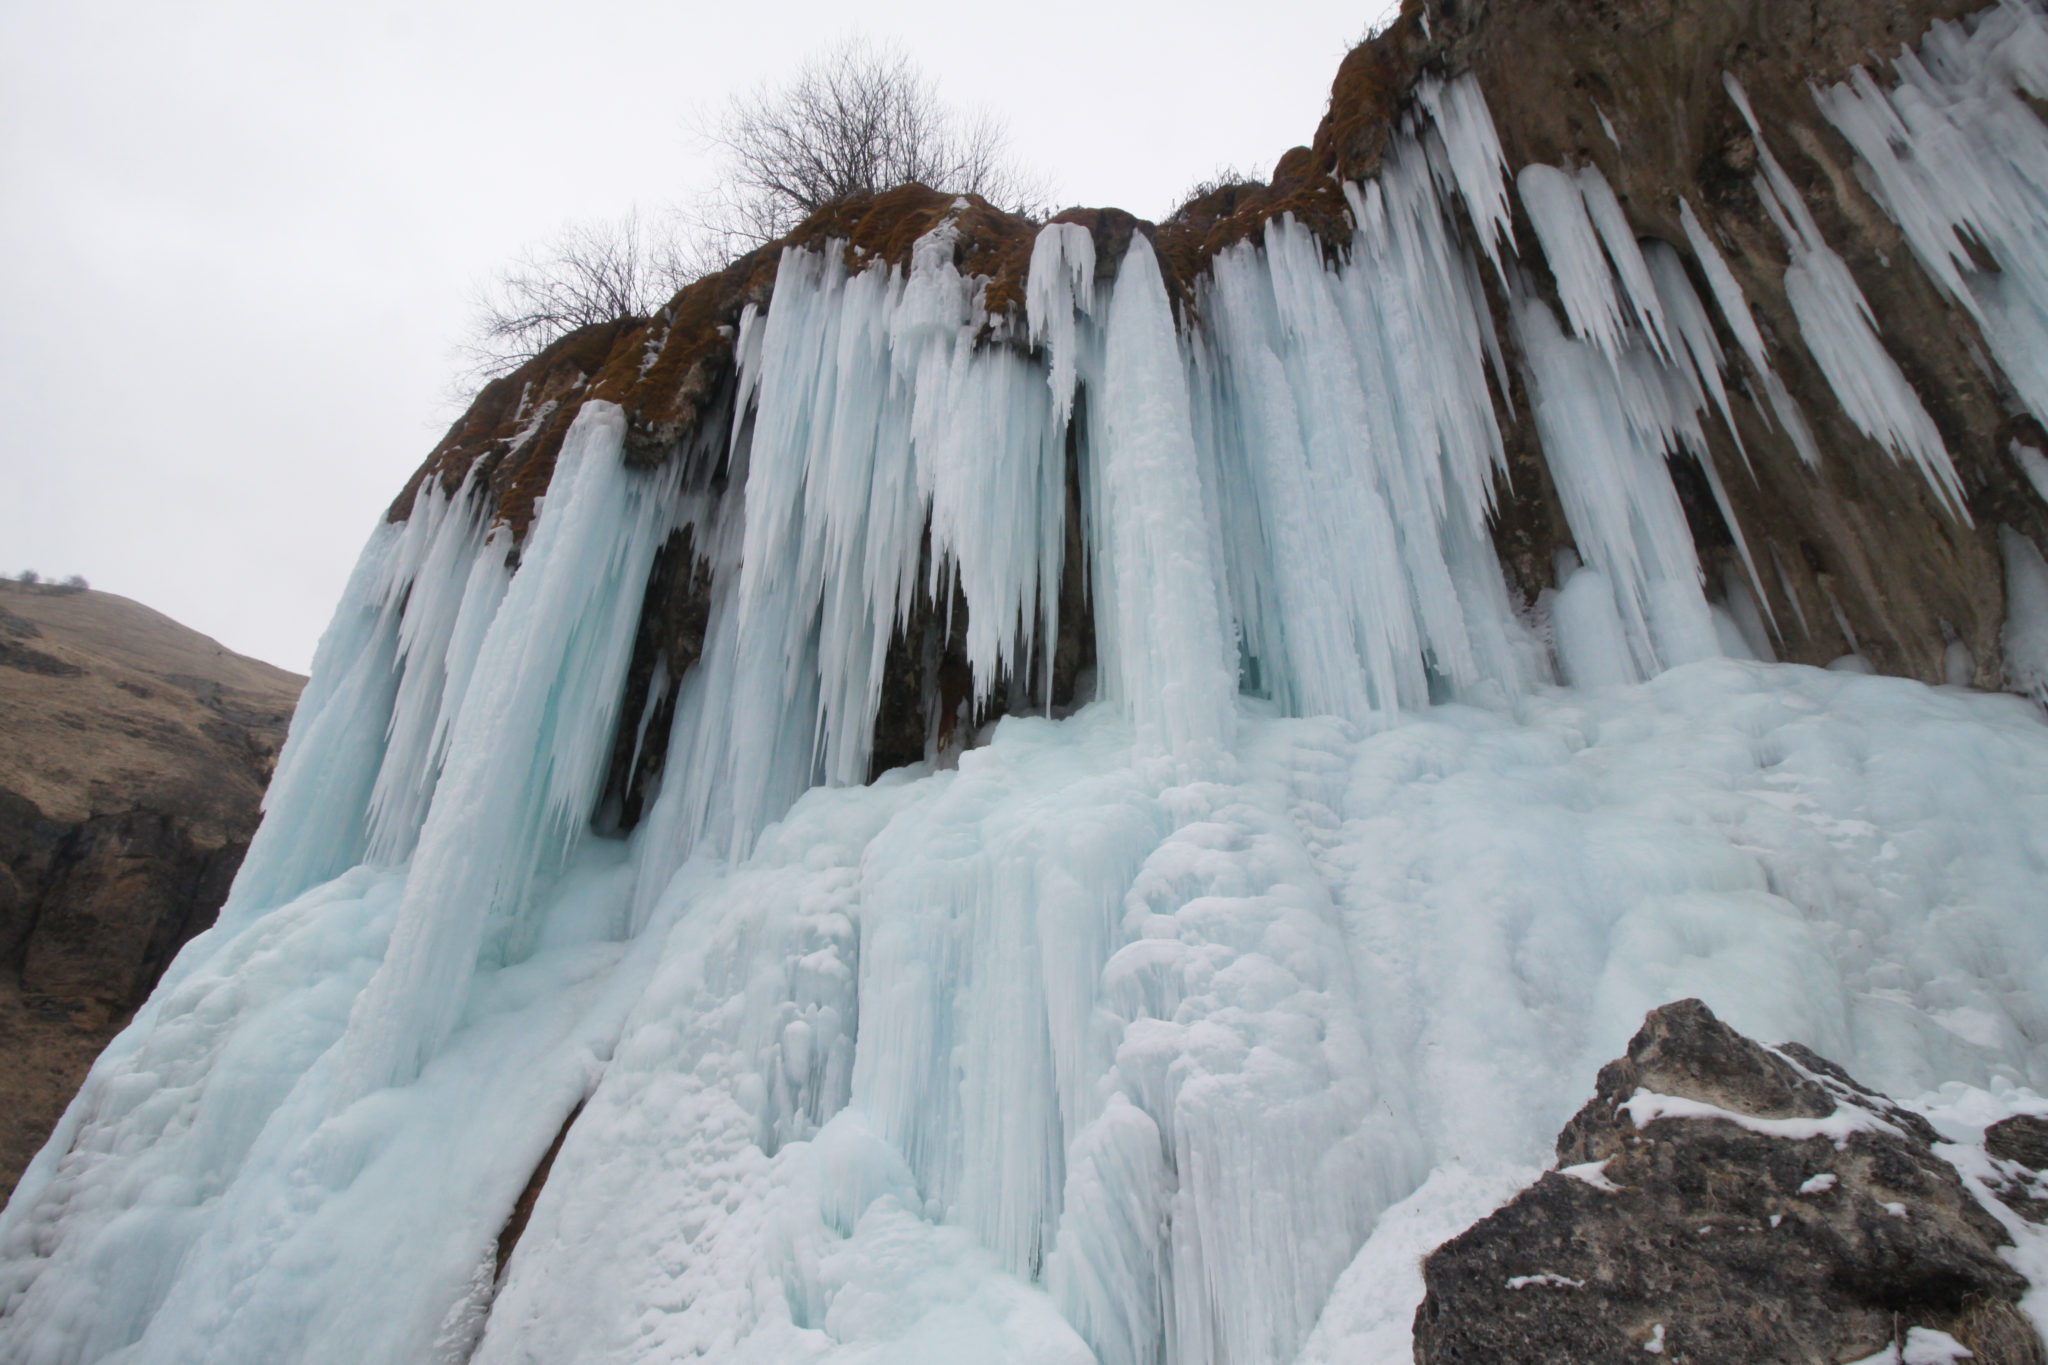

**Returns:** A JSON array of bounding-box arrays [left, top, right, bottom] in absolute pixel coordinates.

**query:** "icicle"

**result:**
[[1417, 74, 1517, 283], [1725, 72, 1970, 521], [2015, 439, 2048, 503], [1029, 221, 1098, 427], [1644, 241, 1776, 629], [1812, 4, 2048, 456], [1517, 164, 1630, 358], [1092, 233, 1238, 767], [1674, 198, 1825, 470], [1678, 199, 1769, 376], [1576, 166, 1674, 361], [1512, 293, 1717, 678], [337, 401, 681, 1097]]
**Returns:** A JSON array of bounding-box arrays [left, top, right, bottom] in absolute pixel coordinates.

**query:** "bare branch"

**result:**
[[454, 39, 1049, 393], [457, 209, 697, 384], [690, 37, 1049, 258]]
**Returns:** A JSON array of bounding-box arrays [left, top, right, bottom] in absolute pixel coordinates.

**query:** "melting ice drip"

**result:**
[[9, 18, 2048, 1365]]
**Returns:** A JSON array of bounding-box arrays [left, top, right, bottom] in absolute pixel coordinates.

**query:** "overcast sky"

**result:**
[[0, 0, 1399, 673]]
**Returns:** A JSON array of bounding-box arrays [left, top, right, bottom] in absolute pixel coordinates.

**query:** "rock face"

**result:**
[[0, 580, 302, 1200], [386, 0, 2048, 797], [1409, 0, 2045, 689], [1414, 1000, 2041, 1363]]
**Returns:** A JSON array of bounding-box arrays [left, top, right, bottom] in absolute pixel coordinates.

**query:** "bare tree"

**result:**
[[692, 38, 1047, 254], [456, 40, 1046, 388], [458, 210, 695, 383]]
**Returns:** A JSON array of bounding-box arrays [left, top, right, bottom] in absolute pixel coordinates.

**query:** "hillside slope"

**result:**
[[0, 580, 302, 1198]]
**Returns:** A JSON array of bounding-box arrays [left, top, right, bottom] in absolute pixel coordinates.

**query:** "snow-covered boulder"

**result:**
[[1416, 1000, 2040, 1363]]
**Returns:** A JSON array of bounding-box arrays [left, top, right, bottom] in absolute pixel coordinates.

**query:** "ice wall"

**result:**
[[9, 26, 2048, 1365]]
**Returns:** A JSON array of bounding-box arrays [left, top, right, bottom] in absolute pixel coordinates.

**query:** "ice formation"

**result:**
[[8, 20, 2048, 1365]]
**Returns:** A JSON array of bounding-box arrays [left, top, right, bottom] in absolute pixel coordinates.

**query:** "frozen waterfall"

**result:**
[[9, 26, 2048, 1365]]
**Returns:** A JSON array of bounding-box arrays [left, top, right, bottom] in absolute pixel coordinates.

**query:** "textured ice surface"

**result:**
[[9, 664, 2048, 1365], [8, 60, 2048, 1365]]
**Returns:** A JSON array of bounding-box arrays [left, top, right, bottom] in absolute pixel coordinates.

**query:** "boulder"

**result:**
[[1415, 999, 2041, 1363]]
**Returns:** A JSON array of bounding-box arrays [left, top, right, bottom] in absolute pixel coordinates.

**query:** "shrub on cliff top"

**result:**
[[458, 39, 1044, 387], [691, 37, 1045, 255]]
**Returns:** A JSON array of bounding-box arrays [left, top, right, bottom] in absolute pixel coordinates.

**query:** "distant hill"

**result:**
[[0, 580, 302, 1199]]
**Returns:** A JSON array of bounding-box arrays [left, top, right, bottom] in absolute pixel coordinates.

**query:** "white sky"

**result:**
[[0, 0, 1399, 673]]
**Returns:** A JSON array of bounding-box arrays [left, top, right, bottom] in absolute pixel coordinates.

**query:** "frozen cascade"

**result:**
[[341, 401, 684, 1097], [8, 62, 2048, 1365]]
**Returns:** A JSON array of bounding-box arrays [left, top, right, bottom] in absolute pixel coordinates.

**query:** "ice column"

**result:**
[[338, 402, 681, 1096], [1093, 233, 1238, 766]]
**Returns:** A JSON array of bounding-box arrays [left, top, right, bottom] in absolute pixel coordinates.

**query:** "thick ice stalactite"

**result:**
[[1092, 234, 1239, 766], [12, 52, 2048, 1365]]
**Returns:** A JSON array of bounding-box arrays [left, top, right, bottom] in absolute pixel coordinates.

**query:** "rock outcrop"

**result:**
[[0, 580, 301, 1200], [1415, 1000, 2042, 1363]]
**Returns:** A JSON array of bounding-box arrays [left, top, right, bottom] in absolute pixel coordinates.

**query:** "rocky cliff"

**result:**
[[0, 581, 302, 1199], [387, 0, 2048, 799], [11, 0, 2048, 1359]]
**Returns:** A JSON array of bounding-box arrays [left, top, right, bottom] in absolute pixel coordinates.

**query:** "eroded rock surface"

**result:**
[[1415, 999, 2041, 1363], [0, 581, 302, 1200]]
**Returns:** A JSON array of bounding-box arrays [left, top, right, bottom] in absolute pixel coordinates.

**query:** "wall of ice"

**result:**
[[8, 10, 2048, 1364]]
